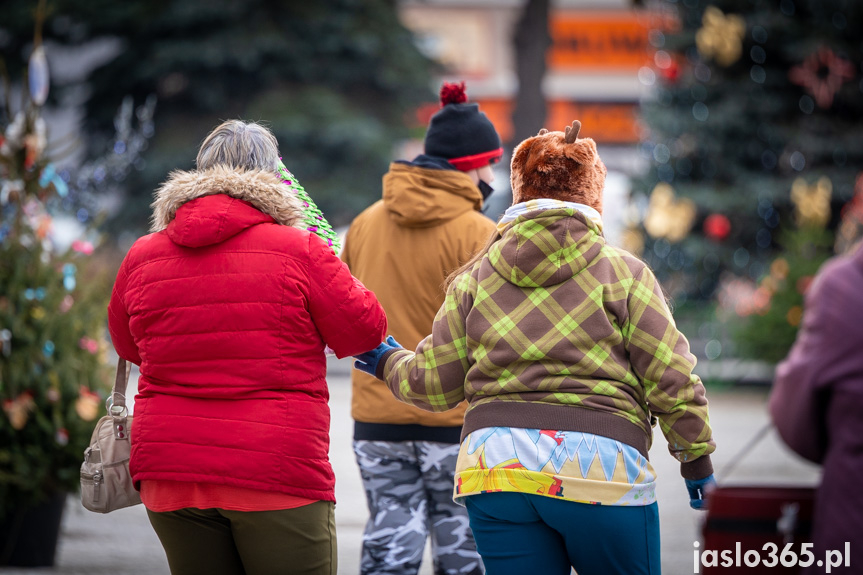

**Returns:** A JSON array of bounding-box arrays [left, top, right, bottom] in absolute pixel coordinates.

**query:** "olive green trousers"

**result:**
[[147, 501, 336, 575]]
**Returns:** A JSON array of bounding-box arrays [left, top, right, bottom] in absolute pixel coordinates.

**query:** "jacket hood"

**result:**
[[488, 208, 605, 288], [151, 166, 305, 247], [382, 162, 484, 228]]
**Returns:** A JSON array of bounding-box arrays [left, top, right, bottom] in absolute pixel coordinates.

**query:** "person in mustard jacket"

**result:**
[[341, 82, 500, 575]]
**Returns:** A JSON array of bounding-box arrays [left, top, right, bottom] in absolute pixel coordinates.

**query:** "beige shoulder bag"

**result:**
[[80, 357, 142, 513]]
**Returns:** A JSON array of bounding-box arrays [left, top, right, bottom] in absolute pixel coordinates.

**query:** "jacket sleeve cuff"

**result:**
[[375, 348, 400, 380], [681, 455, 714, 480]]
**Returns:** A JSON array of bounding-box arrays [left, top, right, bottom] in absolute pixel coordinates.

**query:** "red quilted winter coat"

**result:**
[[107, 166, 387, 502]]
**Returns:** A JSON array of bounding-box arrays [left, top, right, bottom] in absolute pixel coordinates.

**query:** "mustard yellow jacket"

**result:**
[[342, 160, 496, 426]]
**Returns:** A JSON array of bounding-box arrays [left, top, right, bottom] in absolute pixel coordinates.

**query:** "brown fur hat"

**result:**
[[510, 120, 607, 213]]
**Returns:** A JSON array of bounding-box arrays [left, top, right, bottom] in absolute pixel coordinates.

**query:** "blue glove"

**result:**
[[353, 336, 402, 377], [685, 474, 717, 510]]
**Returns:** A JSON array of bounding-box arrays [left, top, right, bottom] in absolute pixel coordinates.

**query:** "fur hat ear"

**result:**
[[562, 136, 599, 167], [509, 120, 607, 213], [564, 120, 581, 143]]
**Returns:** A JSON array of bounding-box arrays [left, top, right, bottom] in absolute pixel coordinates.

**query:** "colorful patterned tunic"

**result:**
[[454, 427, 656, 506]]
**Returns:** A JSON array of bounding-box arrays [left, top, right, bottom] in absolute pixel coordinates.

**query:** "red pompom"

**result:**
[[440, 81, 468, 107]]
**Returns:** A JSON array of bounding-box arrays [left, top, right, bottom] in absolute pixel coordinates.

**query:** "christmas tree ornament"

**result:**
[[620, 227, 646, 256], [786, 306, 803, 327], [695, 6, 746, 67], [28, 46, 50, 106], [703, 213, 731, 241], [643, 183, 696, 243], [71, 239, 95, 254], [0, 180, 24, 205], [79, 336, 100, 354], [789, 47, 856, 109], [717, 276, 759, 317], [59, 294, 74, 313], [75, 387, 101, 421], [22, 118, 47, 170], [276, 160, 341, 253], [55, 428, 69, 446], [658, 58, 681, 83], [3, 393, 35, 430], [63, 262, 77, 291], [0, 328, 11, 357], [835, 174, 863, 254], [791, 177, 832, 228], [770, 258, 790, 280], [39, 164, 68, 197]]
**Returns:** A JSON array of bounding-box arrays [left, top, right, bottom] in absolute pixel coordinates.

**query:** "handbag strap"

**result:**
[[107, 357, 131, 441]]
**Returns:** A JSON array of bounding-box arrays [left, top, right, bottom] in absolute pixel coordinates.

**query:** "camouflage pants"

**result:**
[[353, 440, 484, 575]]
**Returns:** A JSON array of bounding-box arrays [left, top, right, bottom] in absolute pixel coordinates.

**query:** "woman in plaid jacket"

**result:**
[[354, 122, 716, 575]]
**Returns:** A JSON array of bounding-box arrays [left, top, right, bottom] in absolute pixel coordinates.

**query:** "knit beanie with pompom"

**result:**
[[423, 81, 503, 171]]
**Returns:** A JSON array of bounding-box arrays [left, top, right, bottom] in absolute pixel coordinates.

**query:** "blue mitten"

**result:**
[[685, 474, 717, 510], [353, 336, 402, 377]]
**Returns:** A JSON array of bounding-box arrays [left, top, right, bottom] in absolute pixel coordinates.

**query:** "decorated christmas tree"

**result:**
[[0, 43, 111, 532], [0, 10, 152, 554], [724, 180, 835, 363], [635, 0, 862, 305]]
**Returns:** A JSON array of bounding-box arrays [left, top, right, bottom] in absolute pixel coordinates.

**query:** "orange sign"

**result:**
[[546, 102, 639, 144], [467, 99, 638, 145], [549, 12, 652, 70]]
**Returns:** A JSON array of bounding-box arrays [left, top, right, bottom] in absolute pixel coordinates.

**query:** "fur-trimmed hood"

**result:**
[[150, 166, 304, 233]]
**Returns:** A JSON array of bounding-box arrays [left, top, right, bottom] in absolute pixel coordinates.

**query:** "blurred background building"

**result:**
[[397, 0, 650, 246]]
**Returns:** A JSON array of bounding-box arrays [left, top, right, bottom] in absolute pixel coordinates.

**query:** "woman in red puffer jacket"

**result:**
[[108, 120, 387, 575]]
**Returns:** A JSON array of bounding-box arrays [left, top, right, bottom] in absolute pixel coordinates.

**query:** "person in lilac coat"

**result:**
[[769, 242, 863, 575]]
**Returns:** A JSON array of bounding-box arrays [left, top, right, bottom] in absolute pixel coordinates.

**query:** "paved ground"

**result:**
[[1, 357, 820, 574]]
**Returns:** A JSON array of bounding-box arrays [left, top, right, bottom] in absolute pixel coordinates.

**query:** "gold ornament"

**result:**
[[696, 6, 746, 67], [787, 306, 803, 327], [791, 177, 832, 228], [3, 393, 35, 430], [643, 184, 696, 243], [620, 227, 645, 256], [75, 387, 101, 421], [834, 174, 863, 255], [770, 258, 789, 280]]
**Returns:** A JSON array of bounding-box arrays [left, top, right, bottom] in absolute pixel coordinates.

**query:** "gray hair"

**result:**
[[196, 120, 280, 172]]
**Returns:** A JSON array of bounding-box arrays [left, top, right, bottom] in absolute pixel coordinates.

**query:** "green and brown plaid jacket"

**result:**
[[381, 207, 715, 479]]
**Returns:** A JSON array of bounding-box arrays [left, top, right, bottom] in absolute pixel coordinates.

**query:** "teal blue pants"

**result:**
[[464, 492, 660, 575]]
